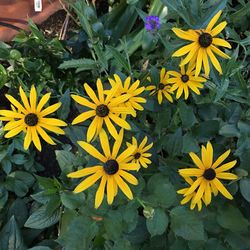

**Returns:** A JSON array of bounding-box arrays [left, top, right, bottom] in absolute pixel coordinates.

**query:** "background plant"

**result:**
[[0, 0, 250, 249]]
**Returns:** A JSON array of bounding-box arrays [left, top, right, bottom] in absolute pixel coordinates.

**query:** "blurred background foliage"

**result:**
[[0, 0, 249, 249]]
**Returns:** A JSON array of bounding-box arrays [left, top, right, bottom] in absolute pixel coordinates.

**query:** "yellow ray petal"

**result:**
[[179, 168, 204, 177], [87, 116, 98, 142], [202, 49, 210, 77], [189, 152, 205, 169], [31, 126, 41, 151], [39, 123, 65, 134], [195, 48, 203, 77], [172, 42, 196, 57], [84, 83, 100, 105], [99, 129, 111, 157], [216, 172, 238, 180], [206, 47, 222, 74], [0, 110, 24, 119], [211, 21, 227, 37], [105, 83, 119, 104], [184, 177, 203, 196], [29, 85, 37, 113], [212, 178, 233, 200], [107, 176, 115, 204], [95, 175, 107, 208], [5, 94, 27, 114], [120, 163, 140, 171], [183, 85, 189, 100], [176, 85, 184, 99], [19, 86, 31, 112], [71, 94, 96, 109], [24, 127, 32, 150], [215, 160, 237, 173], [74, 170, 103, 193], [157, 91, 163, 104], [172, 28, 198, 41], [114, 174, 133, 200], [39, 118, 67, 127], [36, 126, 56, 145], [4, 119, 24, 131], [212, 149, 231, 168], [104, 116, 118, 139], [36, 93, 51, 112], [180, 44, 198, 66], [212, 38, 231, 48], [39, 103, 61, 117], [78, 141, 106, 162], [112, 129, 124, 158], [211, 45, 230, 59], [206, 10, 222, 31], [117, 146, 136, 163], [5, 124, 25, 138], [192, 180, 206, 204], [68, 166, 103, 178], [96, 78, 104, 103], [119, 170, 138, 185], [204, 182, 212, 206], [109, 114, 131, 130], [72, 110, 95, 125]]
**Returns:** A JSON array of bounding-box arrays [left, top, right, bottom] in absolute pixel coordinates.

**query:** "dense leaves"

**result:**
[[0, 0, 249, 249]]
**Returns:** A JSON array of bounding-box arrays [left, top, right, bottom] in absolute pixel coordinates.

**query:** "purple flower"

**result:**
[[145, 16, 160, 32]]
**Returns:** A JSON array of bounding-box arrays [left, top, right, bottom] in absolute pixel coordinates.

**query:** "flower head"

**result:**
[[172, 10, 231, 76], [108, 74, 146, 117], [71, 79, 135, 142], [145, 15, 160, 32], [126, 136, 153, 169], [0, 85, 67, 151], [178, 142, 238, 209], [146, 68, 173, 104], [167, 62, 206, 99], [67, 129, 140, 208]]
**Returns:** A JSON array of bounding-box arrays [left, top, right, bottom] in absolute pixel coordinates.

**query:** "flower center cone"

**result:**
[[0, 0, 63, 42]]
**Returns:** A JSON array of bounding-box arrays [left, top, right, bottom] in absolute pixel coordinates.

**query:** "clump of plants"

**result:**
[[0, 0, 249, 249]]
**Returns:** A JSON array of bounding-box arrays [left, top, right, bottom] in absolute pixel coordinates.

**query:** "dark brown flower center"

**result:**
[[104, 159, 119, 175], [24, 113, 38, 126], [198, 32, 212, 48], [159, 83, 165, 90], [181, 74, 189, 83], [134, 152, 141, 159], [96, 104, 109, 117], [203, 168, 216, 180]]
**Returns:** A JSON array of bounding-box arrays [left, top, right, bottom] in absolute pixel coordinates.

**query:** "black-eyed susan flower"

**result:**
[[146, 68, 173, 104], [67, 129, 140, 209], [178, 142, 238, 208], [172, 10, 231, 76], [126, 136, 153, 168], [108, 74, 146, 117], [0, 85, 67, 151], [71, 79, 135, 142], [167, 62, 206, 100], [177, 177, 207, 211]]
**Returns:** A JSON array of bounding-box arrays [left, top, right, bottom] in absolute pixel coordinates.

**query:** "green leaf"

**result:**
[[146, 208, 169, 237], [170, 206, 205, 241], [240, 178, 250, 202], [58, 216, 98, 250], [55, 150, 76, 173], [106, 45, 130, 73], [24, 205, 60, 229], [179, 101, 197, 129], [0, 187, 8, 210], [0, 64, 7, 88], [219, 124, 241, 137], [217, 205, 249, 232], [57, 89, 71, 120], [164, 128, 183, 157], [58, 58, 97, 70], [60, 191, 85, 210], [0, 216, 25, 250], [104, 210, 123, 239], [224, 231, 250, 249], [192, 120, 219, 141]]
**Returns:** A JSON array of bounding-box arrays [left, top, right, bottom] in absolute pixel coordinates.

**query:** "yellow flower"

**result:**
[[108, 74, 146, 117], [67, 129, 140, 209], [172, 10, 231, 76], [179, 142, 238, 208], [0, 85, 67, 151], [167, 62, 206, 100], [126, 136, 153, 168], [177, 177, 207, 211], [146, 68, 173, 104], [71, 79, 135, 142]]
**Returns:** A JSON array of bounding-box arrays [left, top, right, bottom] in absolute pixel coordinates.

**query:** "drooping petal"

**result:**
[[212, 178, 233, 200], [206, 47, 222, 74], [104, 116, 118, 139], [87, 116, 98, 142], [95, 175, 107, 208], [114, 175, 133, 200], [107, 176, 115, 204], [24, 127, 32, 150], [109, 114, 131, 130], [99, 129, 111, 158], [31, 126, 41, 151], [211, 45, 230, 59], [112, 129, 124, 158], [5, 124, 25, 138], [119, 170, 138, 185]]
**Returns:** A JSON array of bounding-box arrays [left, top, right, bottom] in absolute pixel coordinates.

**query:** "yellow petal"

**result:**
[[74, 170, 103, 193], [99, 129, 111, 157], [31, 126, 41, 151], [189, 152, 205, 169], [72, 110, 95, 125], [212, 38, 231, 48], [202, 50, 210, 77], [172, 42, 195, 57], [36, 93, 51, 112], [84, 83, 100, 105], [119, 170, 138, 185], [29, 85, 37, 113], [96, 78, 104, 103], [206, 47, 222, 74], [216, 172, 238, 180], [104, 116, 118, 139], [5, 94, 27, 114], [68, 166, 103, 178], [78, 141, 106, 162], [95, 175, 107, 208], [71, 94, 96, 109], [36, 126, 56, 145], [19, 86, 31, 112], [172, 28, 198, 41], [215, 160, 237, 173], [179, 168, 204, 177], [117, 146, 136, 163], [206, 10, 222, 31], [0, 110, 24, 119], [39, 103, 61, 117], [39, 123, 65, 134], [109, 114, 131, 130], [107, 176, 115, 205], [212, 149, 231, 168], [39, 118, 67, 127], [4, 119, 24, 131], [195, 48, 203, 77], [211, 21, 227, 37], [112, 129, 124, 158], [212, 178, 233, 200], [24, 127, 32, 150], [184, 177, 202, 196], [5, 124, 25, 138], [87, 116, 98, 142], [114, 174, 133, 200], [211, 45, 230, 59], [192, 180, 206, 204]]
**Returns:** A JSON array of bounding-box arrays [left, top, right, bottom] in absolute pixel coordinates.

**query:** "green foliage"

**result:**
[[0, 0, 249, 248]]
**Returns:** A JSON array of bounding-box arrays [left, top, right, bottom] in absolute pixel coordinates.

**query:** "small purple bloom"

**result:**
[[145, 16, 160, 32]]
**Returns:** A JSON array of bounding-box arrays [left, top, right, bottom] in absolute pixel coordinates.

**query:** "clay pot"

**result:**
[[0, 0, 63, 42]]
